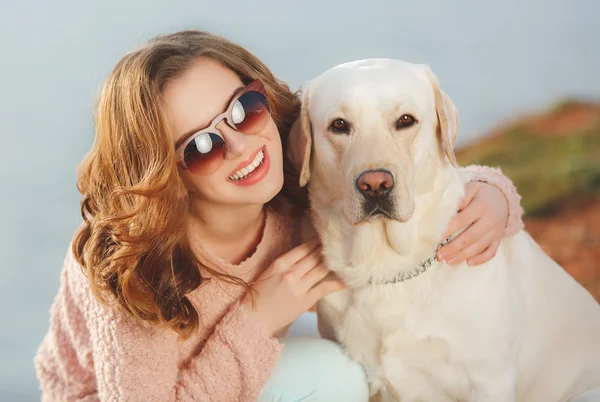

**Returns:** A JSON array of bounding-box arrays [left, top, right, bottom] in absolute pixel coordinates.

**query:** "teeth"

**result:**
[[229, 150, 264, 181]]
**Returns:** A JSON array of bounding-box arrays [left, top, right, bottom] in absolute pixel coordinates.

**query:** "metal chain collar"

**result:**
[[366, 233, 458, 285]]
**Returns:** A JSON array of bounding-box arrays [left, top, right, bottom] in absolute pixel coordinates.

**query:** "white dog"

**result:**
[[287, 59, 600, 402]]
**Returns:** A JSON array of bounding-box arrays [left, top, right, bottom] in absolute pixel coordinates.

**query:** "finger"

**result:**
[[446, 231, 497, 265], [292, 246, 324, 277], [466, 240, 501, 266], [273, 237, 321, 271], [438, 219, 490, 261], [458, 182, 483, 211], [442, 202, 481, 240], [443, 182, 485, 239], [307, 277, 346, 303], [301, 262, 330, 288]]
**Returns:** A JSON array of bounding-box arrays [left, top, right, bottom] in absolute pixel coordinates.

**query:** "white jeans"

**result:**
[[573, 389, 600, 401], [257, 313, 368, 402], [258, 336, 369, 402]]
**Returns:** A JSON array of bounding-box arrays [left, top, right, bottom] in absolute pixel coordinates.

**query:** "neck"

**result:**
[[188, 198, 266, 263]]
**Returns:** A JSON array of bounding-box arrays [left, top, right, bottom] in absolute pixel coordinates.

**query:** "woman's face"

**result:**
[[163, 57, 284, 208]]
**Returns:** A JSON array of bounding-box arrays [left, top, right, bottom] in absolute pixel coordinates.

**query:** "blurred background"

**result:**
[[1, 0, 598, 399]]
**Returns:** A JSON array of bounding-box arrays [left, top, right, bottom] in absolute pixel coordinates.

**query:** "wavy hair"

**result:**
[[73, 30, 306, 338]]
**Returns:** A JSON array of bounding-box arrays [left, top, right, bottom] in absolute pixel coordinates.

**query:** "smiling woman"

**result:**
[[164, 59, 285, 207], [33, 30, 526, 402]]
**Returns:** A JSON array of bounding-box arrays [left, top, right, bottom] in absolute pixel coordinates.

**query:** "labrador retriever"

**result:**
[[288, 58, 600, 402]]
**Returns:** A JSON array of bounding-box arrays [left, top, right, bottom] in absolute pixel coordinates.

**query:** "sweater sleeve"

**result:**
[[35, 247, 282, 402], [462, 165, 525, 237]]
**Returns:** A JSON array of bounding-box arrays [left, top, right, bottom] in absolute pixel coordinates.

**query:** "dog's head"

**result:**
[[288, 59, 459, 226]]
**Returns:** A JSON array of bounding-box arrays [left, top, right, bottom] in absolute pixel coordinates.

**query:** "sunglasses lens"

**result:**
[[232, 91, 271, 134], [183, 132, 225, 175]]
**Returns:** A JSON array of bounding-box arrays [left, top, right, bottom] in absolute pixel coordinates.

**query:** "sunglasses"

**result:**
[[175, 79, 272, 176]]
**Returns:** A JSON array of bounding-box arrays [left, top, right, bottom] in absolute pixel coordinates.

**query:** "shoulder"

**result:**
[[268, 207, 301, 235], [60, 237, 134, 327], [268, 207, 316, 244], [63, 237, 174, 341], [60, 240, 92, 305]]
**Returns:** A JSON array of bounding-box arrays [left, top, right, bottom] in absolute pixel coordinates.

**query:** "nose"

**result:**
[[217, 120, 250, 159], [356, 170, 394, 199]]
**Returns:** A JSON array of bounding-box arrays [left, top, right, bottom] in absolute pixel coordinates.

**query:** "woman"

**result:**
[[35, 30, 524, 402]]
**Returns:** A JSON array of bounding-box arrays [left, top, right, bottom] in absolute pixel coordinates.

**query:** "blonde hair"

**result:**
[[73, 30, 305, 338]]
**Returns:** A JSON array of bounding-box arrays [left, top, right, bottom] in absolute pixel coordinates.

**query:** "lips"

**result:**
[[229, 146, 264, 178], [229, 149, 265, 181], [227, 146, 271, 186]]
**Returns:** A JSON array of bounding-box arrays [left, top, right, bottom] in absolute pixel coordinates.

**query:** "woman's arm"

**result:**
[[436, 165, 525, 266], [35, 247, 281, 402], [464, 165, 524, 237]]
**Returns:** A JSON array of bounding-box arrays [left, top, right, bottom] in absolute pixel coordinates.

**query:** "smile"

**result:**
[[226, 146, 271, 187], [229, 149, 265, 181]]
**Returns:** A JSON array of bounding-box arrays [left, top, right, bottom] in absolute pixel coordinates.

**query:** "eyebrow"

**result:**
[[174, 86, 245, 150]]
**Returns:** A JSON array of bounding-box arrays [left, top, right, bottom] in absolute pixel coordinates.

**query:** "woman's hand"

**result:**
[[436, 181, 509, 266], [240, 237, 345, 336]]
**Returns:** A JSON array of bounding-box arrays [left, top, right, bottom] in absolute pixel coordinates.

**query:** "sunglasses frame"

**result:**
[[175, 79, 269, 170]]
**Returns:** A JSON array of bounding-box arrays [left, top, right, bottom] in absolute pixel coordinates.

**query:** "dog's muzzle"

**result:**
[[355, 169, 396, 218]]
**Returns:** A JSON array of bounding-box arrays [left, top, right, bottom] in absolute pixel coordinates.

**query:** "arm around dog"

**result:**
[[436, 165, 525, 266], [463, 165, 524, 237]]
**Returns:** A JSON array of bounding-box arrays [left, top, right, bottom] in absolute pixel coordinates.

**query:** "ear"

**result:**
[[287, 83, 313, 187], [422, 66, 459, 167]]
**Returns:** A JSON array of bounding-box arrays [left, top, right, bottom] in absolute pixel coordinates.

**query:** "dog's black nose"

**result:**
[[356, 170, 394, 199]]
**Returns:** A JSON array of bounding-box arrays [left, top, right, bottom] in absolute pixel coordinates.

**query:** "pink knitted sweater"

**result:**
[[35, 166, 524, 402]]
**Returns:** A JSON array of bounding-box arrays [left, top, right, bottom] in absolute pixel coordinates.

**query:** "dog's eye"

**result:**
[[396, 114, 416, 129], [330, 119, 351, 134]]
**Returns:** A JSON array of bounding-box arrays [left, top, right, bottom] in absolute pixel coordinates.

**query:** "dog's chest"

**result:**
[[340, 287, 449, 354], [337, 285, 475, 401]]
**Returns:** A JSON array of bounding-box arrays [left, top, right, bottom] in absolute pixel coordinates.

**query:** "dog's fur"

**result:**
[[288, 59, 600, 402]]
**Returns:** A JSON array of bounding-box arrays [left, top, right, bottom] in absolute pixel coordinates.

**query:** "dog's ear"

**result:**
[[287, 84, 313, 187], [422, 66, 459, 167]]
